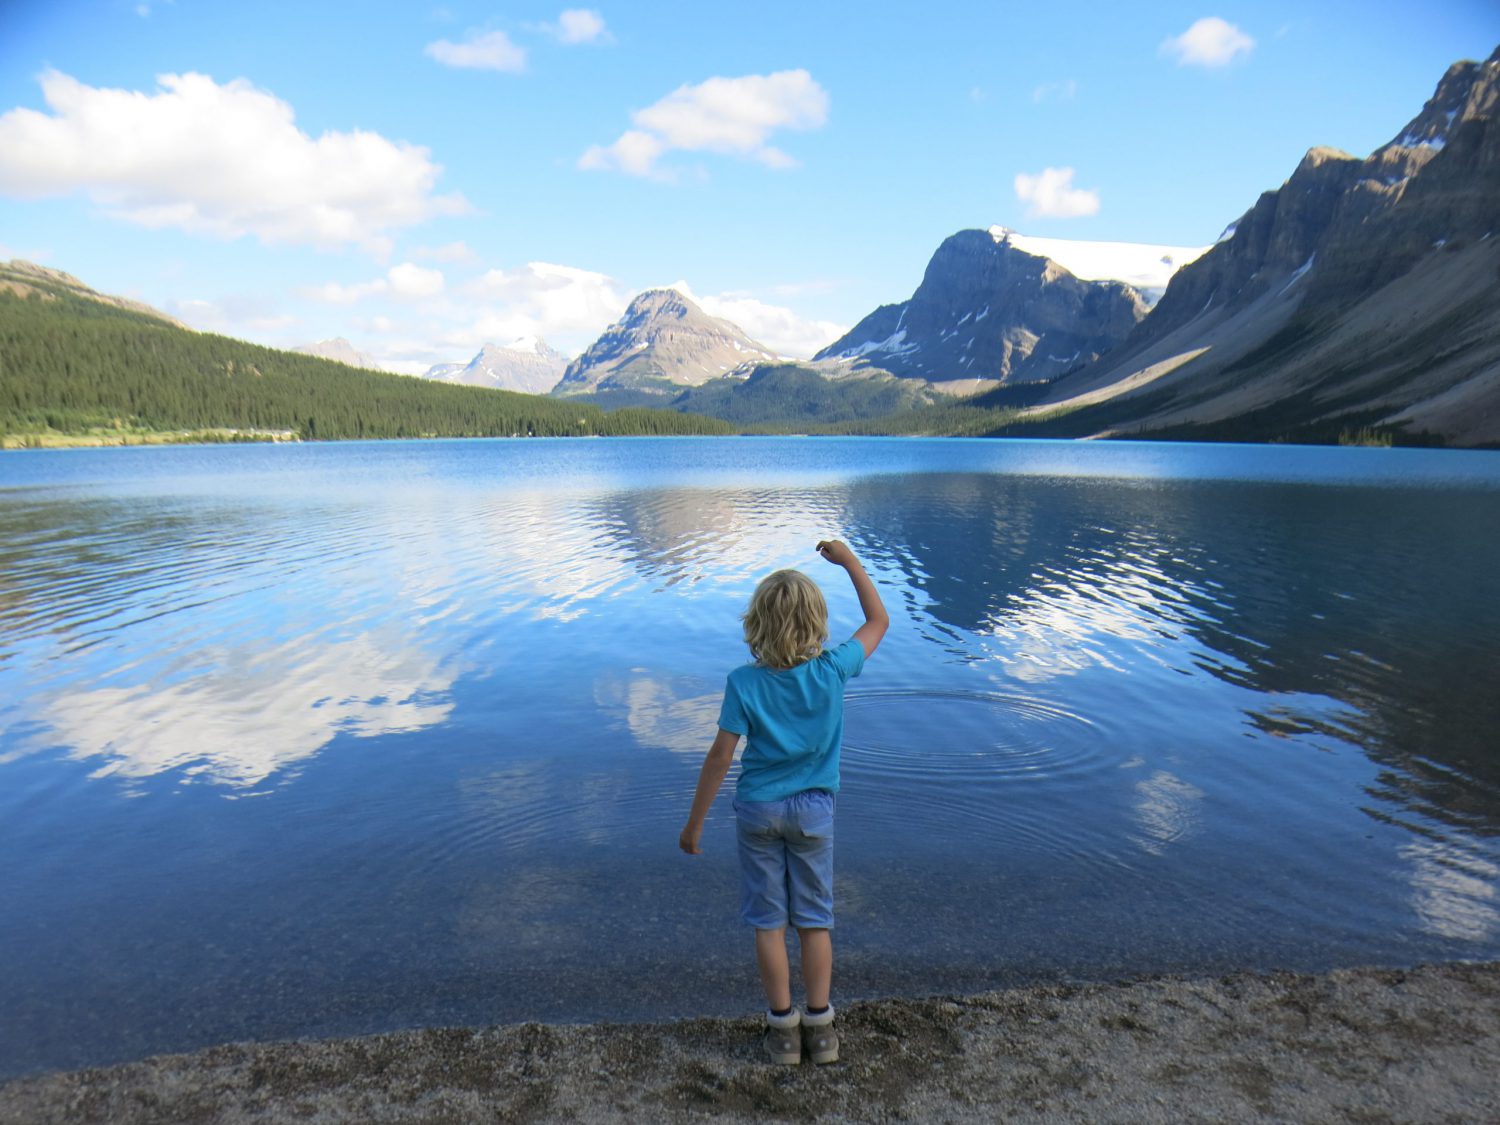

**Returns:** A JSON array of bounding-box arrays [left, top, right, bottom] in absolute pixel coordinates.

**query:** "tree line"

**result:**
[[0, 288, 731, 441]]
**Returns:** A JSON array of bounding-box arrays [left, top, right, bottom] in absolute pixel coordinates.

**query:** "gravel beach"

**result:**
[[2, 961, 1496, 1124]]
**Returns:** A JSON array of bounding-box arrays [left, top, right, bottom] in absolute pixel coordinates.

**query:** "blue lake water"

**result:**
[[2, 435, 1499, 1078]]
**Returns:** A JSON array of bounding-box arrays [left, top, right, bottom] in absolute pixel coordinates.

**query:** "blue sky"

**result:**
[[1, 1, 1496, 371]]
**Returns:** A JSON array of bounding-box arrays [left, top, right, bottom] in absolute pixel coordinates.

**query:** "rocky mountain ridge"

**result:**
[[0, 259, 189, 330], [1006, 44, 1500, 446], [813, 230, 1150, 385], [554, 288, 780, 395]]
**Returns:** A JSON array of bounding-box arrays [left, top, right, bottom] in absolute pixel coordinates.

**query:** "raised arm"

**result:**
[[816, 539, 888, 658]]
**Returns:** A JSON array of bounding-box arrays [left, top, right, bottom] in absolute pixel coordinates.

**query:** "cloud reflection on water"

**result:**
[[593, 668, 722, 758], [1131, 770, 1206, 856], [38, 631, 454, 789], [1402, 839, 1500, 943]]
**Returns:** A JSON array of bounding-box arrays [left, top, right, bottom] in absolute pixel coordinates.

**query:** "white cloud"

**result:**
[[1160, 17, 1255, 67], [461, 261, 627, 345], [556, 9, 608, 44], [1013, 166, 1101, 219], [1031, 79, 1079, 103], [580, 69, 829, 177], [670, 281, 845, 358], [387, 262, 445, 299], [0, 71, 467, 253], [425, 29, 528, 72], [579, 130, 666, 177], [299, 262, 446, 305]]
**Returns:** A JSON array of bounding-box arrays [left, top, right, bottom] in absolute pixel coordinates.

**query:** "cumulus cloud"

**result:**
[[671, 281, 845, 358], [299, 262, 446, 304], [551, 9, 608, 44], [0, 71, 467, 253], [1013, 166, 1100, 219], [425, 29, 528, 71], [460, 261, 628, 343], [580, 69, 829, 177], [388, 262, 446, 299], [1160, 17, 1255, 67]]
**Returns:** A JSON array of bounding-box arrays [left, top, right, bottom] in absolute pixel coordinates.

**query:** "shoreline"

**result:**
[[2, 960, 1496, 1123]]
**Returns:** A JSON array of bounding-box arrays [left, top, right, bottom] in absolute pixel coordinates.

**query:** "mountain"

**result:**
[[423, 338, 569, 395], [554, 288, 779, 395], [1, 259, 188, 330], [1007, 45, 1500, 447], [295, 337, 383, 371], [813, 229, 1151, 385]]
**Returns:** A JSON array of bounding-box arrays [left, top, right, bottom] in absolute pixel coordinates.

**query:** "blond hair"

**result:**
[[742, 569, 828, 670]]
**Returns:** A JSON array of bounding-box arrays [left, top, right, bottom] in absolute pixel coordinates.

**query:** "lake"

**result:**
[[2, 435, 1498, 1079]]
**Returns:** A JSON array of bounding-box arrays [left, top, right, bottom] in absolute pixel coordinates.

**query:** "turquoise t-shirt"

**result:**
[[718, 638, 866, 802]]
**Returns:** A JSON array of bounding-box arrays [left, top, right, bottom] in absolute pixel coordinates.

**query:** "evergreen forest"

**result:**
[[0, 284, 732, 445]]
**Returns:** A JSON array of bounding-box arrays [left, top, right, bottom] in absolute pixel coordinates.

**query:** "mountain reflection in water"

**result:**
[[0, 437, 1496, 1079]]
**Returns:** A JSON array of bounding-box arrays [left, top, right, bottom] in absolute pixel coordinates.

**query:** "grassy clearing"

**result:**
[[1, 426, 297, 450]]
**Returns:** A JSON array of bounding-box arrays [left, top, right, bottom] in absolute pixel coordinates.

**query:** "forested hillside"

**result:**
[[668, 364, 939, 426], [0, 280, 730, 443]]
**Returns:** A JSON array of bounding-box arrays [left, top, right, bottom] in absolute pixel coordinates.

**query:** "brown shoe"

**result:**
[[764, 1010, 801, 1065], [802, 1006, 838, 1064]]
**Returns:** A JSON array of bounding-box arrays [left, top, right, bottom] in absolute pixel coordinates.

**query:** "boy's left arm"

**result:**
[[680, 727, 741, 855]]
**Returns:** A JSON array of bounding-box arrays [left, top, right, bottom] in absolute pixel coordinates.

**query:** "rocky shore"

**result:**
[[2, 961, 1496, 1124]]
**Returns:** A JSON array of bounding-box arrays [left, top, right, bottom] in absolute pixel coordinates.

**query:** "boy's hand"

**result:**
[[679, 821, 703, 855], [816, 539, 858, 568]]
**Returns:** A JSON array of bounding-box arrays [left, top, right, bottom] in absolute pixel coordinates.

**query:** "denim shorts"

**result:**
[[733, 788, 836, 930]]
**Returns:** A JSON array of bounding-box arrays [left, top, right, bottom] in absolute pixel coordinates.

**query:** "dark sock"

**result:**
[[806, 1004, 829, 1016], [771, 1005, 794, 1018]]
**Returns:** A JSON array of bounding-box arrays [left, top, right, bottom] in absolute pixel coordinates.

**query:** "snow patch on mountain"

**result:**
[[988, 227, 1211, 294]]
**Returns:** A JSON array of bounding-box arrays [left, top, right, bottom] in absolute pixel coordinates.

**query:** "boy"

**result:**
[[679, 539, 888, 1065]]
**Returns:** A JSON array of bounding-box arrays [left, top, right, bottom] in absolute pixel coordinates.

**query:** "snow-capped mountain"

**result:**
[[1019, 44, 1500, 446], [814, 229, 1151, 384], [422, 337, 570, 395], [555, 288, 779, 394], [293, 338, 383, 371]]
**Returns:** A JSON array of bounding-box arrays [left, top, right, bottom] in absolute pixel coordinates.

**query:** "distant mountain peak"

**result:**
[[494, 335, 565, 359], [294, 338, 383, 370], [421, 338, 568, 395], [555, 288, 777, 394]]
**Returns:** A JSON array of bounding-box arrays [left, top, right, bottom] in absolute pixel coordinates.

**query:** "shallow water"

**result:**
[[2, 436, 1498, 1077]]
